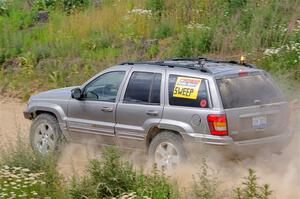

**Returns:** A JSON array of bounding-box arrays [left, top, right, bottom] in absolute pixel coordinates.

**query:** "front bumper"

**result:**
[[184, 129, 294, 157], [23, 111, 33, 119]]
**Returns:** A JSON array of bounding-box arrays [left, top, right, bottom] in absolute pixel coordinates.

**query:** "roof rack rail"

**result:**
[[170, 57, 256, 68], [119, 61, 212, 73], [171, 57, 209, 62]]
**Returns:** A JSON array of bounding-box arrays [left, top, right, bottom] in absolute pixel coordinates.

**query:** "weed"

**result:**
[[151, 20, 173, 39], [146, 0, 165, 17], [70, 147, 179, 199], [0, 0, 11, 16], [190, 158, 220, 199], [227, 0, 248, 15], [233, 169, 272, 199]]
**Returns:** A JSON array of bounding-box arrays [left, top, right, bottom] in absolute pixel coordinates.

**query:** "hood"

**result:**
[[30, 86, 78, 100]]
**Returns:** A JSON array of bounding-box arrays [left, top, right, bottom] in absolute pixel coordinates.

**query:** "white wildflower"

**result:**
[[186, 22, 210, 31], [128, 8, 152, 16], [21, 168, 30, 173], [263, 48, 281, 56]]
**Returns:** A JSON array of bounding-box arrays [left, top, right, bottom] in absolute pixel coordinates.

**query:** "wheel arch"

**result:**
[[28, 104, 66, 123], [27, 104, 69, 139], [145, 126, 184, 150]]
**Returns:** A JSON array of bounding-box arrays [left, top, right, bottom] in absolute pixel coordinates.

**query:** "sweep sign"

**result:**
[[173, 77, 202, 100]]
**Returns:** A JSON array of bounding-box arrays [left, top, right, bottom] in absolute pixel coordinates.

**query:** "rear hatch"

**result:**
[[217, 72, 288, 142]]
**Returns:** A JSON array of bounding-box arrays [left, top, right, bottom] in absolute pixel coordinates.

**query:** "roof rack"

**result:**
[[119, 57, 256, 74], [119, 61, 212, 73], [170, 57, 256, 68]]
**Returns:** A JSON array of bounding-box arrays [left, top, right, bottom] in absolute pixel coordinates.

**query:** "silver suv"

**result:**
[[24, 58, 292, 169]]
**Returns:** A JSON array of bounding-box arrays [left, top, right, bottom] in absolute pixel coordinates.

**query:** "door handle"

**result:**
[[101, 106, 113, 112], [146, 110, 159, 116]]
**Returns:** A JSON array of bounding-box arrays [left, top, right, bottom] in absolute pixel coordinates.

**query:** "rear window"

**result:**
[[168, 75, 209, 108], [217, 74, 283, 109]]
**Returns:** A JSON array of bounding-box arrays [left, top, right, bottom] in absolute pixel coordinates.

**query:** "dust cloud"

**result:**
[[173, 102, 300, 199]]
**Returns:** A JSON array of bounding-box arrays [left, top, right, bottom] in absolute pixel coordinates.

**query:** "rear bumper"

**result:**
[[184, 129, 294, 157]]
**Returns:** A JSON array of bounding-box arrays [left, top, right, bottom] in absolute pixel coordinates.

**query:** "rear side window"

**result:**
[[124, 72, 162, 105], [168, 75, 209, 108], [217, 74, 284, 109]]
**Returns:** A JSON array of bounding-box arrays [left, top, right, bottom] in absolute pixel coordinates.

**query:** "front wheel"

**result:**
[[148, 131, 186, 171], [30, 113, 62, 155]]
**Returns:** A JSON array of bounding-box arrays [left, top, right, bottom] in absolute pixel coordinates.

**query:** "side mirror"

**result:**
[[71, 88, 82, 100]]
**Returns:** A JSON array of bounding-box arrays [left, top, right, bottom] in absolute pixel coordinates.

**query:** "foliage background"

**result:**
[[0, 0, 299, 99]]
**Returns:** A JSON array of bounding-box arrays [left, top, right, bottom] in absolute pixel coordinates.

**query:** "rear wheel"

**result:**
[[148, 131, 186, 171], [30, 114, 62, 155]]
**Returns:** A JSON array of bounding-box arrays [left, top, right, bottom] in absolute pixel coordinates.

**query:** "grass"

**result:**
[[0, 0, 299, 99]]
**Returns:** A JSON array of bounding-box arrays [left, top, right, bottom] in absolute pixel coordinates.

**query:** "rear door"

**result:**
[[115, 68, 165, 148], [217, 73, 288, 141], [162, 73, 212, 136]]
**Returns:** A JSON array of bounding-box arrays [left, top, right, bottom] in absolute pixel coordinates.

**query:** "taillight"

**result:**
[[239, 71, 248, 77], [207, 114, 228, 136]]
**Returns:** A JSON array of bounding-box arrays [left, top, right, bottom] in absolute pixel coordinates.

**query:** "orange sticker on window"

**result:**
[[173, 77, 202, 99]]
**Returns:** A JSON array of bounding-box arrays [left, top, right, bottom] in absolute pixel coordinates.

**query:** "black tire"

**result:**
[[148, 131, 186, 170], [30, 113, 63, 155]]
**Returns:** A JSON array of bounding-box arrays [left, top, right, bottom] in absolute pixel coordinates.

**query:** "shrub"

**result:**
[[34, 0, 90, 13], [233, 169, 272, 199], [174, 27, 213, 57], [63, 0, 90, 13], [175, 31, 193, 57], [70, 147, 179, 199], [146, 0, 165, 17], [146, 43, 160, 59], [0, 0, 10, 16], [260, 38, 300, 80], [191, 159, 220, 199], [227, 0, 248, 15], [151, 20, 173, 39]]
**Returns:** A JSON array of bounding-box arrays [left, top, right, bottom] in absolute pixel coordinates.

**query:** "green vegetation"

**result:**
[[0, 140, 274, 199], [0, 0, 299, 99], [234, 169, 272, 199], [70, 147, 179, 199], [190, 159, 220, 199], [0, 137, 67, 198]]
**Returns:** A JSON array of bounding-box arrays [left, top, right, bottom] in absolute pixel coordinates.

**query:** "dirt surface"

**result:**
[[0, 97, 299, 198], [0, 97, 92, 177], [0, 97, 29, 148]]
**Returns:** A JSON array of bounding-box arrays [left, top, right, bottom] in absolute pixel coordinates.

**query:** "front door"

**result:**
[[115, 68, 165, 148], [67, 71, 127, 145]]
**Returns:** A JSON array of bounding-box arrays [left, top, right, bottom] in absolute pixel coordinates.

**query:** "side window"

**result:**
[[124, 72, 162, 105], [83, 71, 125, 102], [169, 75, 209, 108]]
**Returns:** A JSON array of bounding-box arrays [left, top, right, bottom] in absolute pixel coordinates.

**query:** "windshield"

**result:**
[[217, 74, 284, 109]]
